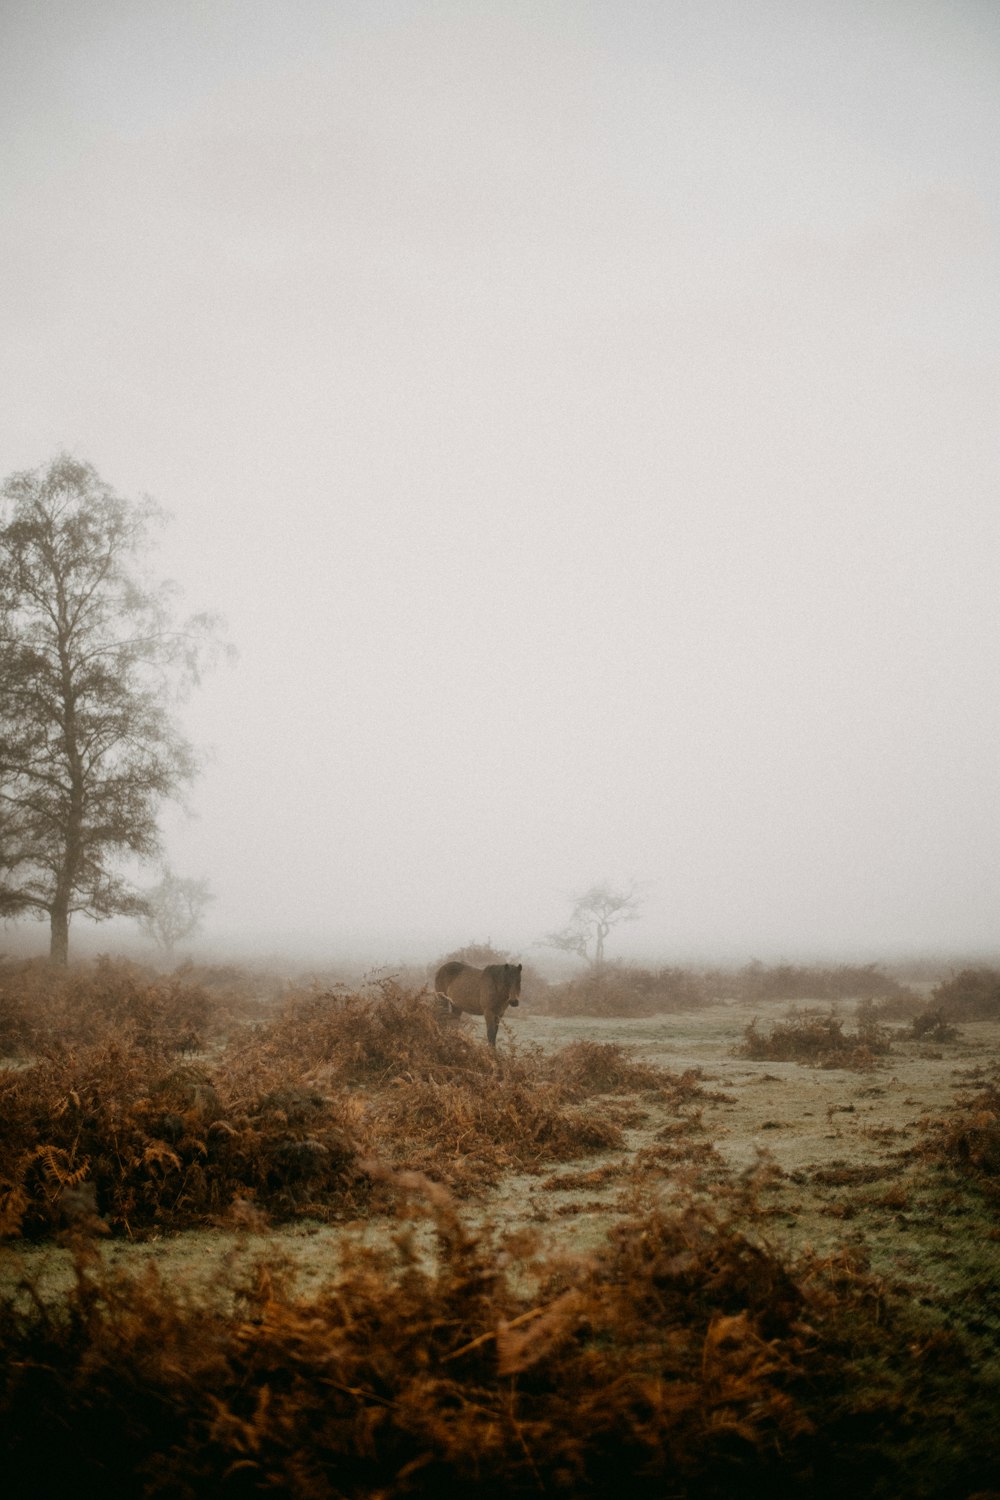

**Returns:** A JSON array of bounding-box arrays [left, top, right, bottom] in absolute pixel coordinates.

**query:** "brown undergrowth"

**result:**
[[0, 1031, 366, 1239], [0, 957, 225, 1056], [929, 967, 1000, 1020], [541, 963, 711, 1017], [917, 1065, 1000, 1192], [736, 1008, 893, 1070], [538, 1037, 688, 1096], [1, 975, 696, 1238], [1, 1172, 996, 1499]]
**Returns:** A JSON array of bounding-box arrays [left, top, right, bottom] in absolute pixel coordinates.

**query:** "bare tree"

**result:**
[[0, 455, 228, 962], [542, 881, 644, 972], [137, 868, 214, 958]]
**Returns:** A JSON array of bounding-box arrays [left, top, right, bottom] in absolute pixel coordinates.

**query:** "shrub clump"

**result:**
[[359, 1031, 707, 1192], [910, 1008, 960, 1043], [541, 964, 709, 1018], [918, 1068, 1000, 1188], [368, 1076, 624, 1190], [0, 1033, 366, 1239], [227, 977, 498, 1086], [857, 990, 927, 1022], [542, 1039, 697, 1099], [928, 968, 1000, 1021], [0, 957, 216, 1057], [736, 1009, 892, 1069], [735, 962, 913, 1005]]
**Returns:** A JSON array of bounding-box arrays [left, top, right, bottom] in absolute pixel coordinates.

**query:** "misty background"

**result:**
[[2, 0, 999, 967]]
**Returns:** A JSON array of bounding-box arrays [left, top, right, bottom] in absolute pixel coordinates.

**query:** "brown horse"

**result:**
[[433, 961, 522, 1048]]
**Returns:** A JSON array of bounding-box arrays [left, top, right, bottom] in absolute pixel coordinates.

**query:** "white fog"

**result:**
[[2, 0, 999, 969]]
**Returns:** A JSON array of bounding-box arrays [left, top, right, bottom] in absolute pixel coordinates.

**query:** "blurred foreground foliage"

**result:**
[[1, 1174, 998, 1499]]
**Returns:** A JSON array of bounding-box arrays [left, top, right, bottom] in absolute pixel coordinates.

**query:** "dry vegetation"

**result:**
[[0, 962, 701, 1239], [929, 966, 1000, 1020], [539, 960, 919, 1019], [736, 1008, 893, 1070], [917, 1064, 1000, 1192], [540, 963, 711, 1017], [1, 958, 999, 1498], [2, 1171, 997, 1498]]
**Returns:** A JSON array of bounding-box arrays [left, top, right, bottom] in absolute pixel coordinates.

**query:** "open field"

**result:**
[[1, 965, 999, 1497], [5, 997, 994, 1285]]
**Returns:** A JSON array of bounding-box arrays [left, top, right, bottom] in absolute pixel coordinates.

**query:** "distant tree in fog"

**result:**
[[0, 455, 229, 963], [138, 868, 214, 957], [542, 881, 644, 973]]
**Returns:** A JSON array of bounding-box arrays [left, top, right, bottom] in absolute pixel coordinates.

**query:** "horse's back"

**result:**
[[434, 961, 485, 1014]]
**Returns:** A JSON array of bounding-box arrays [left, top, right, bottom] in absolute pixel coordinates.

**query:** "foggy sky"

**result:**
[[2, 0, 999, 964]]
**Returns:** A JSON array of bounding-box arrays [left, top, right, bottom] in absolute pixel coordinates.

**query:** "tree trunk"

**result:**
[[594, 919, 609, 974], [50, 901, 70, 965]]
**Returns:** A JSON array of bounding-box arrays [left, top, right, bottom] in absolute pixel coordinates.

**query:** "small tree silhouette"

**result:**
[[137, 869, 214, 958], [542, 882, 644, 973]]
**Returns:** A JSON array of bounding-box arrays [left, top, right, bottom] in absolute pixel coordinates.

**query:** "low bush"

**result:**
[[542, 1038, 695, 1098], [538, 962, 921, 1018], [541, 964, 710, 1018], [918, 1067, 1000, 1188], [910, 1008, 960, 1043], [0, 957, 218, 1057], [368, 1076, 625, 1189], [0, 1031, 367, 1239], [226, 977, 497, 1086], [858, 991, 927, 1022], [735, 962, 913, 1005], [929, 967, 1000, 1020], [736, 1009, 892, 1069]]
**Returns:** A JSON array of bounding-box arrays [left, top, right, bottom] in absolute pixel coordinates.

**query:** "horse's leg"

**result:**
[[485, 1011, 498, 1047], [449, 1001, 462, 1016]]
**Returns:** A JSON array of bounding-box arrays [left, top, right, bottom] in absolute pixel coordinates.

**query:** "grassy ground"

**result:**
[[1, 973, 998, 1496]]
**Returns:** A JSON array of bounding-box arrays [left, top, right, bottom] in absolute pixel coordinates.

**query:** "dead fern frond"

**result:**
[[26, 1144, 90, 1190], [141, 1143, 182, 1173]]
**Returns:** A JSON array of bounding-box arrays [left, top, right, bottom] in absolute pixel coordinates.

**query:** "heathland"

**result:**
[[1, 957, 998, 1498]]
